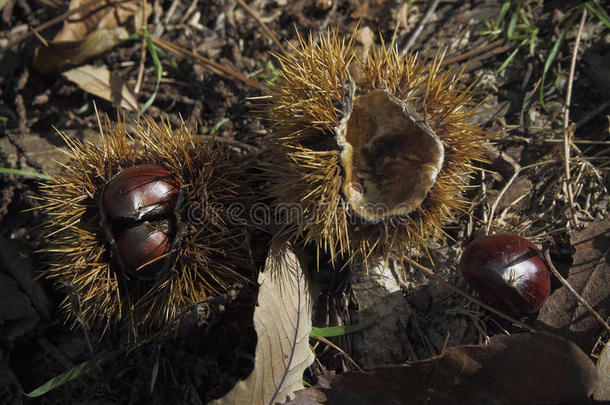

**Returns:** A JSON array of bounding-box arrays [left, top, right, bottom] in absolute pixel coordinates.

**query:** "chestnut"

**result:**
[[103, 165, 179, 223], [459, 234, 550, 315], [117, 221, 172, 274]]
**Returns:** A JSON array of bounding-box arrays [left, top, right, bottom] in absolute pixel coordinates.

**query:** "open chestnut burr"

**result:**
[[459, 234, 551, 316], [38, 118, 252, 333], [260, 30, 487, 265]]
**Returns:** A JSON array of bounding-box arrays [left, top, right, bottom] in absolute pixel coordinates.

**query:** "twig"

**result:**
[[401, 0, 441, 55], [29, 25, 49, 47], [134, 0, 148, 94], [180, 0, 200, 24], [150, 36, 263, 91], [562, 8, 587, 229], [484, 146, 522, 235], [486, 169, 520, 235], [542, 249, 610, 333], [311, 335, 364, 372], [440, 39, 505, 66], [462, 43, 513, 68], [236, 0, 286, 55], [0, 0, 131, 53], [404, 257, 535, 331], [542, 138, 610, 145]]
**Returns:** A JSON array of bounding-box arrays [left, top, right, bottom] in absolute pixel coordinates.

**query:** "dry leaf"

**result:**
[[211, 243, 317, 405], [536, 219, 610, 353], [33, 0, 150, 73], [53, 0, 143, 42], [595, 340, 610, 400], [289, 332, 598, 405], [0, 238, 51, 344], [63, 64, 138, 111]]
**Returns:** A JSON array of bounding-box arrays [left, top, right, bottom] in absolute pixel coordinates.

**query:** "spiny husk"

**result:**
[[261, 30, 488, 265], [37, 117, 251, 334]]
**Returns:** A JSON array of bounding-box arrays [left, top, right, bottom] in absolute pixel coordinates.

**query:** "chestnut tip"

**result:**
[[459, 233, 551, 316]]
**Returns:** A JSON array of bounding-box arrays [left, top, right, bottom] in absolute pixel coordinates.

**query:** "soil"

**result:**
[[0, 0, 608, 404]]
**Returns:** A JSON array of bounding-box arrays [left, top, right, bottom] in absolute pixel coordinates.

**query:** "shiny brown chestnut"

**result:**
[[117, 221, 172, 274], [103, 165, 179, 223], [459, 234, 551, 315]]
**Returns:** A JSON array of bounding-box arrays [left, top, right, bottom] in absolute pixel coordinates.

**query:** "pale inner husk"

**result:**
[[336, 89, 444, 221]]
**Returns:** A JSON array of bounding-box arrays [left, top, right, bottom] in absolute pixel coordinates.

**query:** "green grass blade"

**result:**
[[139, 27, 163, 117], [310, 320, 376, 338], [264, 60, 281, 86], [495, 1, 512, 30], [507, 8, 519, 38], [519, 8, 532, 28], [496, 45, 521, 73], [210, 117, 230, 135], [587, 1, 610, 28], [25, 350, 119, 398], [539, 26, 566, 111], [529, 28, 538, 56], [0, 168, 51, 180], [483, 16, 492, 31], [24, 332, 158, 398]]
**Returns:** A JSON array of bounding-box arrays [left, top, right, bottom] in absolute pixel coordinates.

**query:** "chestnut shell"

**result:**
[[459, 234, 551, 315], [103, 165, 179, 223], [117, 222, 172, 274]]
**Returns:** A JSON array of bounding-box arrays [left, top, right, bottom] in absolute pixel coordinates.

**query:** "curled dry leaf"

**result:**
[[63, 64, 138, 111], [34, 0, 150, 73], [289, 332, 598, 405], [211, 242, 317, 405], [536, 218, 610, 353]]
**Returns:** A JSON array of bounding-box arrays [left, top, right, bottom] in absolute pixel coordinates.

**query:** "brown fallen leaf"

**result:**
[[289, 332, 598, 405], [211, 243, 317, 405], [33, 0, 150, 73], [595, 340, 610, 400], [63, 64, 138, 111], [536, 219, 610, 353], [53, 0, 142, 42]]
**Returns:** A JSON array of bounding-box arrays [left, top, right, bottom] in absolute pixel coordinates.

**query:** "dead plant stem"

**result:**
[[486, 168, 520, 235], [150, 36, 263, 91], [441, 39, 505, 66], [542, 249, 610, 333], [562, 8, 587, 229], [311, 336, 364, 372], [236, 0, 287, 55], [134, 0, 148, 94], [401, 0, 441, 55]]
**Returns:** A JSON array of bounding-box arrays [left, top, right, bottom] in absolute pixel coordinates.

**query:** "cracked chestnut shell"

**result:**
[[459, 234, 551, 315]]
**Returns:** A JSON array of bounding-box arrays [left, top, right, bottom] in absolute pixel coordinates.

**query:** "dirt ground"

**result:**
[[0, 0, 609, 404]]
